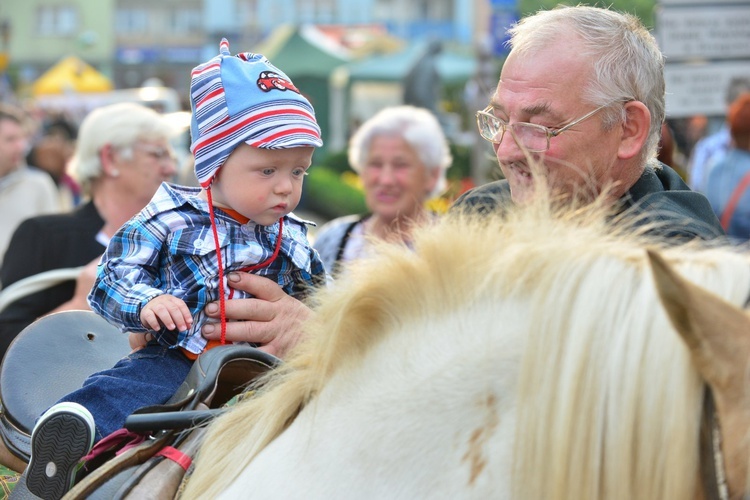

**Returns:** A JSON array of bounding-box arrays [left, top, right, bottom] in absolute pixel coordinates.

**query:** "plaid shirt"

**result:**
[[88, 182, 326, 354]]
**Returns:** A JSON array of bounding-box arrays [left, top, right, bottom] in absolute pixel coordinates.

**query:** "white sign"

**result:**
[[656, 5, 750, 60], [665, 61, 750, 117], [660, 0, 747, 4]]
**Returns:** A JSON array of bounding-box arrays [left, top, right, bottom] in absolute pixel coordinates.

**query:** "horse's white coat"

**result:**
[[220, 295, 529, 499], [185, 205, 750, 500]]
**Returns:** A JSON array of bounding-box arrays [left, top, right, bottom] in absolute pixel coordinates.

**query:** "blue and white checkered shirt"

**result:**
[[88, 182, 326, 354]]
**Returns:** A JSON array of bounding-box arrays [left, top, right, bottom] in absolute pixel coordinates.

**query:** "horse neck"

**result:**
[[233, 294, 533, 499], [513, 254, 705, 500]]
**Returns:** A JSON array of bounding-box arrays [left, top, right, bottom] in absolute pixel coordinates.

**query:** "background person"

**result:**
[[197, 5, 725, 362], [705, 92, 750, 241], [0, 104, 60, 270], [0, 102, 178, 358], [454, 5, 723, 242], [688, 77, 750, 193], [314, 105, 451, 276], [26, 116, 80, 210]]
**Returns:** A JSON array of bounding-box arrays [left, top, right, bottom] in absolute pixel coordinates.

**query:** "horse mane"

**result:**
[[184, 193, 750, 500]]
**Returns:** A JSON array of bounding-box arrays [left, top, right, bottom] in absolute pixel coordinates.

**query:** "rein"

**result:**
[[700, 285, 750, 500], [700, 387, 729, 500]]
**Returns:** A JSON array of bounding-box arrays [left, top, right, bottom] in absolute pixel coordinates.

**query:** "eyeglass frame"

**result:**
[[131, 143, 176, 163], [475, 100, 624, 153]]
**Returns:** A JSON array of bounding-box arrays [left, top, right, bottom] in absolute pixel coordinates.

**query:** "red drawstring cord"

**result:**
[[205, 188, 228, 344], [205, 186, 283, 344], [238, 217, 283, 272]]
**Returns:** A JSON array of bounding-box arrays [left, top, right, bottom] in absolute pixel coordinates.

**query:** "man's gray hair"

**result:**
[[508, 5, 665, 164]]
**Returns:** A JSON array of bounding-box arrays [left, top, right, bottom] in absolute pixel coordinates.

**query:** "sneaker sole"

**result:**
[[26, 412, 93, 500]]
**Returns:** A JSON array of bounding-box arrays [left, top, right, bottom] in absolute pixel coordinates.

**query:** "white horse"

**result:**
[[183, 198, 750, 500]]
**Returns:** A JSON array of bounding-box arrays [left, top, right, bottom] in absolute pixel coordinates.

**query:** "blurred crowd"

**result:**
[[0, 70, 748, 349]]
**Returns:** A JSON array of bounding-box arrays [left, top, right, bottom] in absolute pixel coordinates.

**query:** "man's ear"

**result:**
[[617, 100, 651, 160]]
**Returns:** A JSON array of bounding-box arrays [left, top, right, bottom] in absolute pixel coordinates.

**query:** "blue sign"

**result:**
[[490, 8, 519, 57]]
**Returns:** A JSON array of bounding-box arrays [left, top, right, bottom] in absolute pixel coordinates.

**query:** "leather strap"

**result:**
[[720, 170, 750, 231], [700, 388, 729, 500], [155, 446, 192, 471]]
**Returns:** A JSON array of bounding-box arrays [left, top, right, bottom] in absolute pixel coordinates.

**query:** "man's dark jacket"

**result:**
[[452, 164, 725, 242]]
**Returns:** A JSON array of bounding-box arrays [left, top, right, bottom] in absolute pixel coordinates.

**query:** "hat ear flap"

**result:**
[[190, 54, 230, 137]]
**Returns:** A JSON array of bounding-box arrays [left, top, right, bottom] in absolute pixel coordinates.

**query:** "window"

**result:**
[[167, 9, 201, 34], [236, 0, 258, 27], [37, 6, 79, 36], [115, 9, 149, 35], [296, 0, 334, 23]]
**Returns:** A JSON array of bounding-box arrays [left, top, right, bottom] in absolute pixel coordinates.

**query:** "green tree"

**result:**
[[518, 0, 657, 28]]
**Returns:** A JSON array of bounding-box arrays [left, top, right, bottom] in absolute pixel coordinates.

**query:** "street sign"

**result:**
[[656, 1, 750, 118], [659, 0, 747, 4], [489, 9, 518, 57], [665, 61, 750, 117], [656, 5, 750, 60]]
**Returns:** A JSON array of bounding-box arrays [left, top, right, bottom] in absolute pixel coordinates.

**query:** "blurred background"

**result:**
[[0, 0, 748, 221]]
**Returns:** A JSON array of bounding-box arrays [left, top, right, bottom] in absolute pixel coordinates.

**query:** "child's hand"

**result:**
[[141, 294, 193, 332]]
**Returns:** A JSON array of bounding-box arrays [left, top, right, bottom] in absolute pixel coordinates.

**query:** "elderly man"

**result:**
[[455, 5, 723, 241], [190, 6, 726, 364], [0, 105, 60, 269]]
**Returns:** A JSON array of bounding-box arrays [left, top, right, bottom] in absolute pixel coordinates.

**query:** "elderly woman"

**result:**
[[314, 105, 451, 276], [0, 103, 178, 362]]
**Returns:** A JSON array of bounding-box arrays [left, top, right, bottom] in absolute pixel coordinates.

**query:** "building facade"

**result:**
[[2, 0, 483, 102]]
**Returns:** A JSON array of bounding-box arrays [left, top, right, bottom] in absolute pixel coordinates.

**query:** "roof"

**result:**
[[343, 40, 477, 85], [32, 56, 113, 96], [255, 25, 350, 79]]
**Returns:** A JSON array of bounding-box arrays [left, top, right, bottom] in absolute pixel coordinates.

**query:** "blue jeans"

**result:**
[[54, 342, 193, 441]]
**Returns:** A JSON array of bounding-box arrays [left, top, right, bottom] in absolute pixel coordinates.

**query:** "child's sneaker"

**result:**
[[25, 402, 95, 500]]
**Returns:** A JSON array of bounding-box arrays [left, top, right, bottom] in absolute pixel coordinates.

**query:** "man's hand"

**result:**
[[128, 332, 154, 353], [140, 294, 193, 332], [201, 272, 312, 359]]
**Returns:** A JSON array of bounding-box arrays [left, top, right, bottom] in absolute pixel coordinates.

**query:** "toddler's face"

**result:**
[[211, 143, 313, 225]]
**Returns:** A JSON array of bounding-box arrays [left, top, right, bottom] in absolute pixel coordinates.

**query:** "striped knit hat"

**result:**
[[190, 38, 323, 188]]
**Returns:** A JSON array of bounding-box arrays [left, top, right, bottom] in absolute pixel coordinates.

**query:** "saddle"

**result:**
[[0, 311, 129, 462], [0, 310, 280, 499]]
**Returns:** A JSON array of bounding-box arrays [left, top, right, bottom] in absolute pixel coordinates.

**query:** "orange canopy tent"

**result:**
[[31, 56, 113, 96]]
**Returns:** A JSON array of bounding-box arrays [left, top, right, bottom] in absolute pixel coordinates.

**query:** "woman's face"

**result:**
[[361, 135, 438, 222], [114, 138, 178, 206]]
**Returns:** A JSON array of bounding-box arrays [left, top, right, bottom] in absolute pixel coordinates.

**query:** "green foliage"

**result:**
[[319, 149, 353, 175], [518, 0, 656, 28], [302, 166, 367, 219], [447, 143, 472, 180]]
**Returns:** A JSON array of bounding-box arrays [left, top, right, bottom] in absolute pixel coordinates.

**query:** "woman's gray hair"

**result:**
[[70, 102, 176, 194], [348, 105, 452, 197], [507, 5, 665, 164]]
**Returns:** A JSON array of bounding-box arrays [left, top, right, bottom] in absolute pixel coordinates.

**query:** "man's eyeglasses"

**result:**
[[475, 101, 621, 153]]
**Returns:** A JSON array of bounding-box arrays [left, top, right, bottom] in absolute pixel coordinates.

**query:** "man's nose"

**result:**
[[493, 131, 525, 163]]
